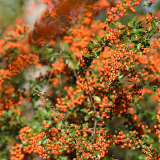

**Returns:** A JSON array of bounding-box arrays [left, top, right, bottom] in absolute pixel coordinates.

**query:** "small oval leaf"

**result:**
[[93, 96, 101, 102]]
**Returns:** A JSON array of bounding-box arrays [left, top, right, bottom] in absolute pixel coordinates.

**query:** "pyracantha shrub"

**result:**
[[0, 0, 160, 160]]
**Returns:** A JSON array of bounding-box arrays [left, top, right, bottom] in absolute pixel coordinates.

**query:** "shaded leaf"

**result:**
[[85, 115, 91, 121], [93, 96, 101, 102], [80, 109, 88, 114], [62, 43, 68, 51]]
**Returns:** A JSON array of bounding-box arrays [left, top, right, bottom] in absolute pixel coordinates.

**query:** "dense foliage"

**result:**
[[0, 0, 160, 159]]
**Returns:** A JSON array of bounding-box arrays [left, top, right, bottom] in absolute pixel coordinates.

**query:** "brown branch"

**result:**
[[85, 74, 98, 142]]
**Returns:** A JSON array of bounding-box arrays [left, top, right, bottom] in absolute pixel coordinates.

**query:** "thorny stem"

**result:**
[[85, 73, 98, 141], [66, 54, 98, 141], [47, 66, 54, 86], [65, 55, 98, 140]]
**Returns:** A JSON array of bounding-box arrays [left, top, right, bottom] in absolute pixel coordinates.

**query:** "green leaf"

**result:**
[[113, 22, 119, 29], [8, 109, 13, 117], [134, 49, 138, 53], [96, 153, 101, 160], [46, 48, 53, 54], [1, 126, 7, 131], [85, 115, 91, 121], [139, 154, 146, 160], [148, 26, 152, 32], [148, 2, 153, 7], [135, 20, 143, 27], [45, 94, 50, 97], [137, 43, 141, 50], [80, 109, 88, 114], [129, 29, 137, 34], [88, 111, 94, 115], [56, 121, 63, 128], [82, 123, 89, 128], [42, 139, 48, 147], [96, 115, 101, 120], [151, 21, 156, 28], [138, 29, 146, 33], [11, 93, 18, 98], [145, 41, 150, 48], [62, 43, 68, 51], [135, 31, 139, 37], [117, 82, 122, 87], [143, 2, 148, 6], [118, 74, 123, 80], [39, 108, 48, 116], [59, 156, 68, 160], [46, 102, 50, 108], [22, 141, 29, 146], [147, 137, 154, 144], [87, 97, 91, 103], [128, 22, 133, 28], [98, 37, 102, 41], [93, 96, 101, 102], [128, 17, 137, 28], [85, 45, 92, 50], [139, 51, 143, 55], [75, 66, 79, 70], [94, 41, 100, 46], [83, 54, 93, 58], [119, 28, 126, 35], [19, 88, 25, 93], [150, 29, 155, 36], [129, 16, 137, 27], [96, 48, 101, 53], [132, 16, 137, 23]]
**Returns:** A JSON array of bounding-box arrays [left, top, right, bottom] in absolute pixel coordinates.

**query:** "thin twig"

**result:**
[[47, 67, 54, 86], [85, 73, 98, 141]]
